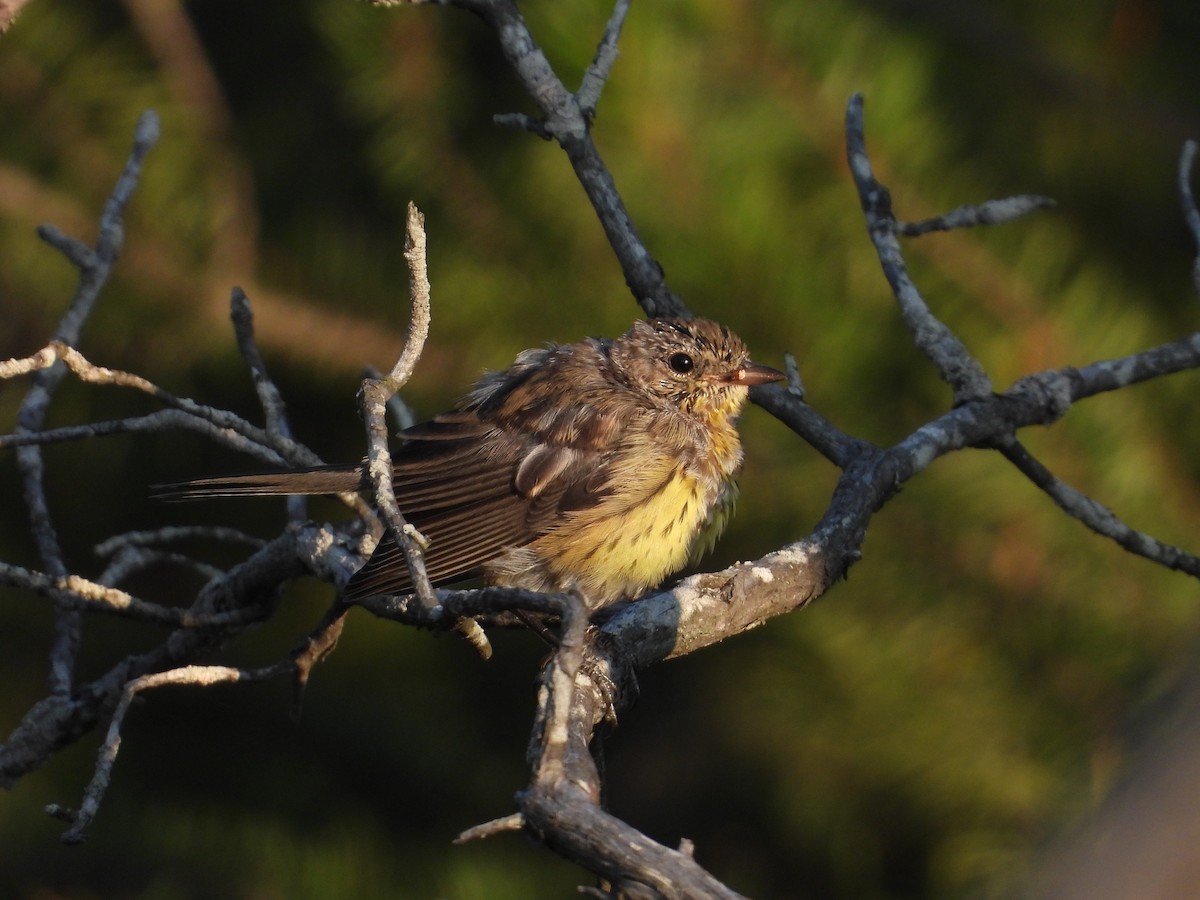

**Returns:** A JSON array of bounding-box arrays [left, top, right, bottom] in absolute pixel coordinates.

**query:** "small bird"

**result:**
[[157, 318, 784, 610]]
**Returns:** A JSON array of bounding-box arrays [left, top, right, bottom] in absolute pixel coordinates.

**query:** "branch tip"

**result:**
[[1178, 139, 1200, 295], [576, 0, 631, 116], [455, 813, 526, 844], [494, 112, 552, 140]]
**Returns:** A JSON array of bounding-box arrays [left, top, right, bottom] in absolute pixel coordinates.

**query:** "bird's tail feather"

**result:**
[[153, 464, 364, 501]]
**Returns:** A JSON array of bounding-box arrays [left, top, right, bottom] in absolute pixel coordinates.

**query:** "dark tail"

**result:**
[[152, 464, 365, 501]]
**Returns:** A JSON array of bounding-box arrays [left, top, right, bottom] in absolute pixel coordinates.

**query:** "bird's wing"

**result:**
[[343, 408, 617, 600]]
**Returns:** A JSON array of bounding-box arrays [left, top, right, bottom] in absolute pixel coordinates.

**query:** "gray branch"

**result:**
[[451, 0, 687, 318], [845, 94, 995, 402], [13, 111, 160, 695], [1179, 140, 1200, 295], [897, 194, 1057, 236]]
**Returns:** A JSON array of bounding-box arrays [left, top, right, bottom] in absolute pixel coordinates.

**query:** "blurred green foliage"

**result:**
[[2, 0, 1199, 897]]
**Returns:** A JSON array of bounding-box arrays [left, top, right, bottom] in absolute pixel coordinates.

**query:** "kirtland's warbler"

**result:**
[[158, 318, 784, 610]]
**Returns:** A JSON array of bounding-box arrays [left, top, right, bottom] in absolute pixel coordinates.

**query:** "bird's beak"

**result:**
[[727, 362, 787, 386]]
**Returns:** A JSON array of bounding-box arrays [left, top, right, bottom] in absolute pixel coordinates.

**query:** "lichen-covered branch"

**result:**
[[14, 111, 160, 695], [845, 94, 995, 402]]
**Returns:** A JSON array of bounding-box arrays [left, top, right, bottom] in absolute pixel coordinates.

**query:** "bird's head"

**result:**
[[612, 318, 784, 423]]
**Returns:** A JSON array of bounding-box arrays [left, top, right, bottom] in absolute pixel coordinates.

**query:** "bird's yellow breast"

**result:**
[[531, 426, 741, 606]]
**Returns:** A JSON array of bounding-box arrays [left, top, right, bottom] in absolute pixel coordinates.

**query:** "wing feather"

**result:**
[[345, 357, 659, 600], [346, 416, 596, 599]]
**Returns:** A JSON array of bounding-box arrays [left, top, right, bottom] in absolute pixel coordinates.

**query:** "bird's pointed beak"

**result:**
[[727, 361, 787, 386]]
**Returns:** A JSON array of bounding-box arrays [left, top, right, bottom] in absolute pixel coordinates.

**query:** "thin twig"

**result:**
[[15, 110, 161, 696], [55, 663, 287, 843], [844, 93, 992, 402], [47, 342, 311, 454], [357, 204, 492, 657], [359, 204, 435, 607], [230, 287, 306, 521], [897, 194, 1056, 236], [93, 527, 267, 589], [0, 408, 286, 461], [750, 381, 871, 469], [36, 224, 94, 269], [1056, 332, 1200, 402], [0, 346, 58, 379], [998, 438, 1200, 576], [576, 0, 632, 118], [0, 562, 267, 627], [456, 0, 687, 318], [94, 524, 268, 590], [1179, 140, 1200, 296], [393, 202, 433, 386], [289, 602, 349, 720], [231, 288, 293, 444], [98, 549, 227, 587], [455, 813, 526, 843], [1, 344, 381, 517], [94, 525, 267, 557], [4, 342, 319, 464], [493, 112, 552, 139]]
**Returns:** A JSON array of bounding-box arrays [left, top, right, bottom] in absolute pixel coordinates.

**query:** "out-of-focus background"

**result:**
[[2, 1, 1199, 897]]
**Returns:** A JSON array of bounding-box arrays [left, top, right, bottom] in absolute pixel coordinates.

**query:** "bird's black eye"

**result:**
[[668, 352, 695, 374]]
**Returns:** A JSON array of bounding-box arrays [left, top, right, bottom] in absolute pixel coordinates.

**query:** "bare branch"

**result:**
[[528, 591, 589, 788], [0, 342, 385, 523], [0, 561, 266, 628], [390, 202, 433, 386], [36, 223, 95, 269], [289, 603, 351, 719], [520, 786, 748, 899], [455, 813, 526, 843], [55, 664, 289, 843], [231, 288, 295, 446], [0, 345, 361, 509], [493, 111, 552, 140], [576, 0, 631, 117], [359, 203, 440, 612], [897, 194, 1057, 236], [47, 341, 317, 459], [94, 526, 267, 587], [94, 525, 267, 557], [230, 287, 307, 521], [845, 93, 993, 402], [0, 408, 287, 464], [1180, 140, 1200, 296], [999, 438, 1200, 576], [0, 346, 57, 378], [14, 110, 160, 695], [456, 0, 686, 318], [0, 525, 326, 789], [1060, 332, 1200, 400], [99, 550, 226, 587], [750, 380, 870, 468]]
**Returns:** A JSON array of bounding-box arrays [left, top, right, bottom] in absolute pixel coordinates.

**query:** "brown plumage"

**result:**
[[156, 318, 783, 609]]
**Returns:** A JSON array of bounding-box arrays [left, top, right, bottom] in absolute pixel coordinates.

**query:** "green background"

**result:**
[[2, 0, 1199, 897]]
